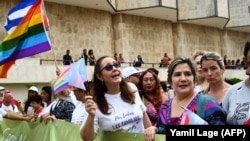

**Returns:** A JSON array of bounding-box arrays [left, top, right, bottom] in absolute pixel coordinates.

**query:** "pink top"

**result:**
[[145, 102, 158, 125]]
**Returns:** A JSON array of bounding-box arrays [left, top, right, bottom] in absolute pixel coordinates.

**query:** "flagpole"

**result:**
[[41, 0, 58, 69]]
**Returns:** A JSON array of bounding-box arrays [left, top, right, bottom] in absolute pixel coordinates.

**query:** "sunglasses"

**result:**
[[100, 62, 121, 72]]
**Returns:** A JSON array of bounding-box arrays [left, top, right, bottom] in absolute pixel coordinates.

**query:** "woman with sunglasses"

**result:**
[[80, 56, 156, 141]]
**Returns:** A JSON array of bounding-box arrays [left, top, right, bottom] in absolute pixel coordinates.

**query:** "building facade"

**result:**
[[0, 0, 249, 101]]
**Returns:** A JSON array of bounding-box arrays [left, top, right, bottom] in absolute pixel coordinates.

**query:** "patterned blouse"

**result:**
[[156, 93, 227, 134], [50, 99, 75, 122], [145, 102, 158, 126]]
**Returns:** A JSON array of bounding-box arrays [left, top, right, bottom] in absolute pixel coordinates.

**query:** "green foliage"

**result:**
[[224, 77, 242, 85], [25, 82, 36, 88]]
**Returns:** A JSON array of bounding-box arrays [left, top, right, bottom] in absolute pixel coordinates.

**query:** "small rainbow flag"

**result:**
[[53, 58, 88, 94], [180, 106, 208, 125], [53, 64, 72, 94]]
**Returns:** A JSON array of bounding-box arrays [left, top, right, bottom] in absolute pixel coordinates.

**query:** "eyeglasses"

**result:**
[[100, 62, 121, 72], [143, 77, 155, 82]]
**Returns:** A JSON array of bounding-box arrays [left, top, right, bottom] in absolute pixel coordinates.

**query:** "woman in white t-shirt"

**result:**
[[71, 86, 89, 127], [80, 56, 156, 141]]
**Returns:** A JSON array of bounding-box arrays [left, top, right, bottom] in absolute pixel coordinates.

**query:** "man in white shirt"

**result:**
[[122, 67, 143, 86], [0, 108, 35, 122], [1, 90, 20, 114]]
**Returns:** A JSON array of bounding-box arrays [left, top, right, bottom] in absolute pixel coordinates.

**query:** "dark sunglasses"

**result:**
[[100, 62, 121, 72]]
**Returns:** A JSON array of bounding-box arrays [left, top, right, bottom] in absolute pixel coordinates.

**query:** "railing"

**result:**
[[40, 59, 161, 68], [40, 59, 64, 65]]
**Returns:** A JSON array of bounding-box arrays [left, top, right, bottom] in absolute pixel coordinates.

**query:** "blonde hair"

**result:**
[[200, 51, 224, 68], [192, 49, 209, 93], [192, 49, 206, 60]]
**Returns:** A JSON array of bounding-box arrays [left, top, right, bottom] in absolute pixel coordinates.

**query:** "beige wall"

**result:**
[[112, 14, 174, 63], [178, 0, 217, 19], [1, 0, 250, 64], [0, 0, 249, 91], [226, 0, 250, 27]]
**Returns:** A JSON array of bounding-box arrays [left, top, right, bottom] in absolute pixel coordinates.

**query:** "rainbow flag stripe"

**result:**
[[0, 61, 15, 78]]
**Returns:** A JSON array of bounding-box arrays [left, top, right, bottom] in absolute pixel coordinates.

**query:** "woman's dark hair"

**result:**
[[91, 56, 135, 115], [88, 49, 93, 55], [147, 68, 159, 76], [160, 81, 167, 92], [244, 40, 250, 57], [24, 90, 39, 113], [42, 86, 52, 101], [29, 94, 43, 104]]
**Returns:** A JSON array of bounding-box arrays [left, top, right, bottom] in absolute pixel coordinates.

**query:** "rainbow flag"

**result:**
[[53, 64, 73, 94], [0, 0, 51, 65], [5, 0, 37, 34], [180, 106, 208, 125], [53, 59, 88, 94]]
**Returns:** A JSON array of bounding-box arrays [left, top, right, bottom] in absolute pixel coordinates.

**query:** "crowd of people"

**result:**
[[63, 48, 245, 73], [1, 40, 250, 140]]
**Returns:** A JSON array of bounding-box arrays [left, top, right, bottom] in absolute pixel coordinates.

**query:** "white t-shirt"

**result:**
[[69, 91, 79, 106], [26, 106, 34, 116], [222, 79, 250, 125], [39, 99, 58, 117], [71, 102, 88, 127], [93, 83, 146, 133], [0, 108, 7, 121], [1, 104, 19, 113], [194, 85, 202, 93]]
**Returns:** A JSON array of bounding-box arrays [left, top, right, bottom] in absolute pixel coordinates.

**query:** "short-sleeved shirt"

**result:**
[[222, 80, 250, 125], [71, 102, 88, 127], [93, 83, 146, 133], [63, 55, 72, 65], [0, 108, 7, 121]]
